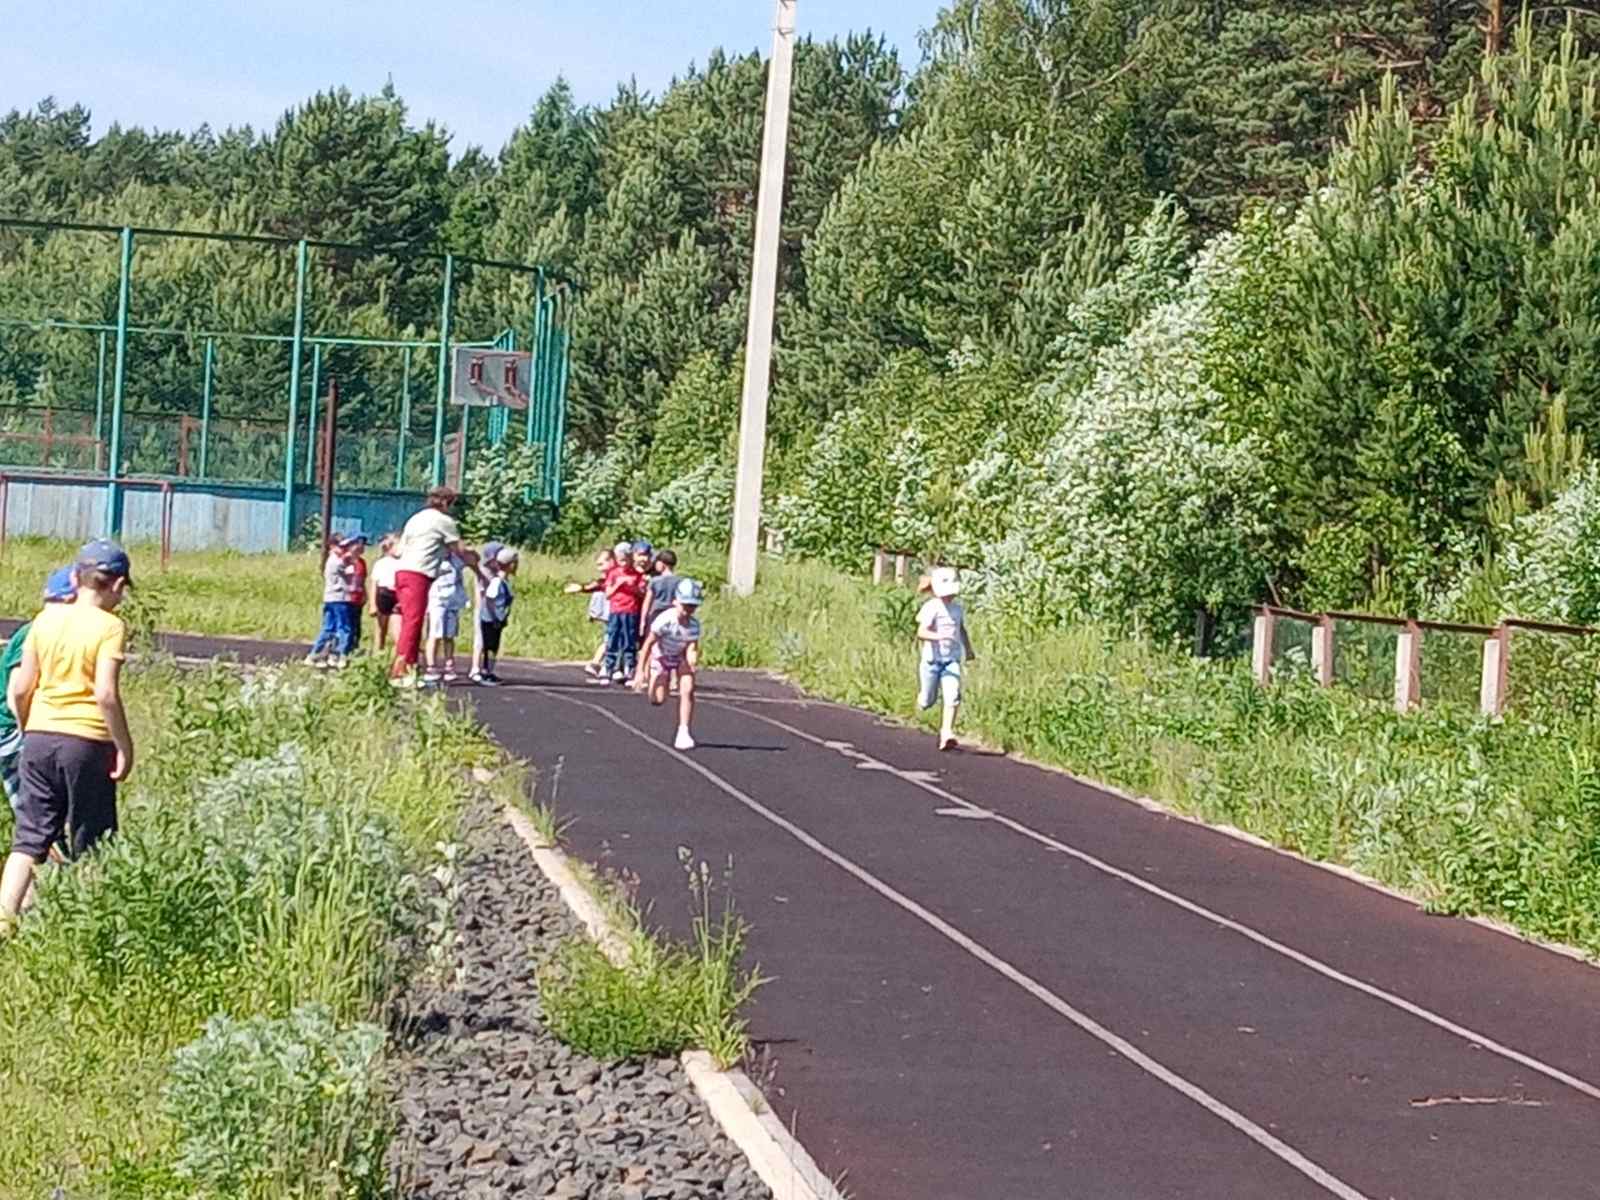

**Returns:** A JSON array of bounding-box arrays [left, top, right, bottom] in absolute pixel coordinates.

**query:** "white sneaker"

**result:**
[[469, 671, 485, 684], [305, 653, 326, 668], [442, 671, 459, 684], [674, 728, 695, 751], [610, 671, 626, 683]]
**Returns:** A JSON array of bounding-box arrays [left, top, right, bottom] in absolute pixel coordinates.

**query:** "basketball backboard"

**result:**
[[451, 348, 532, 410]]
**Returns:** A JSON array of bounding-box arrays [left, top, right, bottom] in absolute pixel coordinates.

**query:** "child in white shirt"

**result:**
[[917, 567, 976, 752], [424, 552, 473, 684], [634, 578, 703, 751]]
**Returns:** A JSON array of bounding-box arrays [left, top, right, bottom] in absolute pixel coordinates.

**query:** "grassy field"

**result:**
[[0, 656, 508, 1198], [8, 537, 1600, 963]]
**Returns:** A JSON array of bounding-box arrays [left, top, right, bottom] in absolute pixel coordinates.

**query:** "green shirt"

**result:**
[[0, 622, 30, 741]]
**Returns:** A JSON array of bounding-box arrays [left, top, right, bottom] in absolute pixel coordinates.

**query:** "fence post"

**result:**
[[395, 345, 412, 490], [527, 270, 545, 447], [894, 553, 908, 586], [1480, 624, 1510, 717], [199, 337, 215, 480], [304, 342, 322, 485], [1251, 608, 1274, 685], [1311, 615, 1336, 687], [93, 330, 107, 471], [104, 226, 134, 537], [1394, 619, 1422, 713], [430, 253, 455, 489], [872, 548, 887, 585], [280, 238, 309, 551]]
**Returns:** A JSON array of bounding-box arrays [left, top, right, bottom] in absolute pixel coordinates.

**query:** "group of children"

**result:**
[[307, 532, 520, 686], [302, 523, 970, 753], [566, 541, 704, 751], [0, 540, 136, 930]]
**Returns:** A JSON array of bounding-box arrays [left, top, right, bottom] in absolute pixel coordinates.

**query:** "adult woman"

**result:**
[[390, 488, 477, 684]]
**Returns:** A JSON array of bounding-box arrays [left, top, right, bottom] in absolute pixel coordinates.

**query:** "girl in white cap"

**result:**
[[917, 567, 976, 751]]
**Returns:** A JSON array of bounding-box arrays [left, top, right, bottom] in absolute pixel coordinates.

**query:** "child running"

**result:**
[[424, 549, 474, 685], [471, 546, 518, 686], [0, 540, 136, 929], [916, 567, 976, 752], [634, 578, 704, 751]]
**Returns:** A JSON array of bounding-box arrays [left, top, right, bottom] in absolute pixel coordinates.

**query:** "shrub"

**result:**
[[460, 438, 551, 547], [165, 1006, 391, 1200]]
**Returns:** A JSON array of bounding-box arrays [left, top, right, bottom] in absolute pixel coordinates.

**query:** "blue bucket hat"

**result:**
[[77, 538, 134, 587], [42, 565, 77, 603]]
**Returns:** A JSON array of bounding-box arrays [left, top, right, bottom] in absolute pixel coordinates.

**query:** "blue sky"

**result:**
[[2, 1, 937, 155]]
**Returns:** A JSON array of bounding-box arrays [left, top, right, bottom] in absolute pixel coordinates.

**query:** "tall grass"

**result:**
[[0, 656, 497, 1197]]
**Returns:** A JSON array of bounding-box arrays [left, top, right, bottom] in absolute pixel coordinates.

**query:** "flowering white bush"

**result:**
[[1497, 463, 1600, 624], [981, 233, 1275, 635], [624, 457, 735, 546]]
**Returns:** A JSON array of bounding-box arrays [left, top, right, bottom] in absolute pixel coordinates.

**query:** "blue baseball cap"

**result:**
[[42, 565, 77, 603], [77, 538, 134, 586], [482, 540, 504, 563], [675, 578, 704, 606], [633, 540, 653, 556]]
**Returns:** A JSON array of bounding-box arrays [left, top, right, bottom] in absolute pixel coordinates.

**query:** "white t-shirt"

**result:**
[[918, 598, 965, 663], [396, 508, 461, 578], [649, 608, 701, 665], [371, 555, 400, 590]]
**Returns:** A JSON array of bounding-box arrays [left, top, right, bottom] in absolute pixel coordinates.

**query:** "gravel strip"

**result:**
[[391, 802, 773, 1200]]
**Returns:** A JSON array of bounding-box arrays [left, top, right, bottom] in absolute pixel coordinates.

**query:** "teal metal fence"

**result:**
[[0, 218, 574, 549]]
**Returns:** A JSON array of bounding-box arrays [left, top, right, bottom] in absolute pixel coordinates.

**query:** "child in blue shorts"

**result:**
[[916, 567, 976, 752]]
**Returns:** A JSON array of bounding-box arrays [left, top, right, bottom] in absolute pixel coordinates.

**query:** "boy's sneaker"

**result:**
[[674, 728, 696, 751], [610, 671, 626, 683], [331, 655, 347, 670], [442, 671, 459, 684], [479, 674, 501, 687], [590, 675, 612, 687], [304, 653, 325, 668], [421, 671, 443, 687]]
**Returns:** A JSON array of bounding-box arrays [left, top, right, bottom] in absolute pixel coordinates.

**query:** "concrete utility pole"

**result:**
[[728, 0, 797, 596]]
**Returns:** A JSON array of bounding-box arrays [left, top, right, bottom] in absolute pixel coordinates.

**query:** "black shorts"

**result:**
[[375, 587, 398, 618], [12, 732, 118, 861], [478, 619, 506, 654]]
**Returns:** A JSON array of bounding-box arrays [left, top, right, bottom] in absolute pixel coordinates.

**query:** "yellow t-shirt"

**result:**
[[23, 602, 126, 742]]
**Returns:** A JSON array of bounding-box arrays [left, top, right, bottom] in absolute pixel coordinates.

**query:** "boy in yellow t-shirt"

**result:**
[[0, 540, 135, 924]]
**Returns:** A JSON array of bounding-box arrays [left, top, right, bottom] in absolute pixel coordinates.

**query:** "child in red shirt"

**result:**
[[343, 534, 369, 656], [600, 551, 646, 684]]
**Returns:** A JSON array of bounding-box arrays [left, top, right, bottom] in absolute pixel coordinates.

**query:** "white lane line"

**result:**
[[719, 701, 1600, 1107], [544, 690, 1373, 1200]]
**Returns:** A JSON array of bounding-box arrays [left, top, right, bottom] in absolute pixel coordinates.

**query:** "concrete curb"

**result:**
[[502, 803, 844, 1200]]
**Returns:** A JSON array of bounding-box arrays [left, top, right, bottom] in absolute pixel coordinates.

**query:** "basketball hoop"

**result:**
[[452, 348, 532, 410]]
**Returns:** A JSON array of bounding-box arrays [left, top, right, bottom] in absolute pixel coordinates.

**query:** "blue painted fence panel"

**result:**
[[2, 477, 423, 553]]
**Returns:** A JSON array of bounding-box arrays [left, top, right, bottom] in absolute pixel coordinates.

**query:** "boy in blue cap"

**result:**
[[0, 566, 77, 818], [1, 541, 136, 926]]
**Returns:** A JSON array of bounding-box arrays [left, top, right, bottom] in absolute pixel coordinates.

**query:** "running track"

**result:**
[[62, 633, 1600, 1197]]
